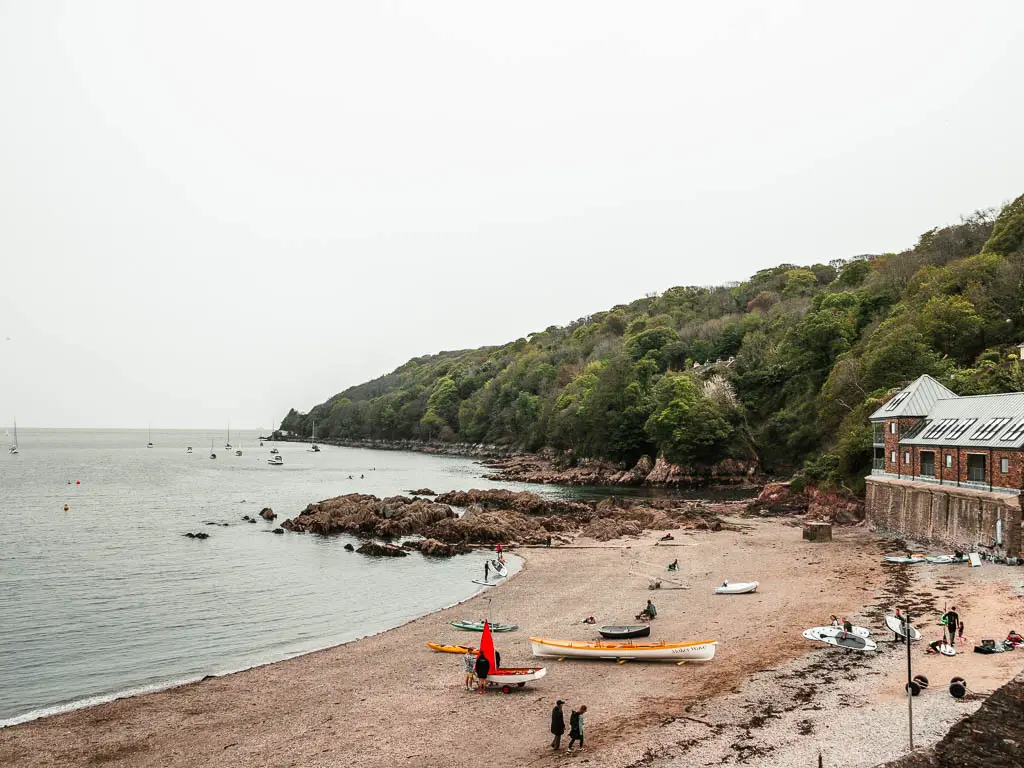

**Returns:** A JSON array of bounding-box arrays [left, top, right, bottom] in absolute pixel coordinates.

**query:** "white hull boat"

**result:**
[[715, 581, 759, 594], [530, 637, 717, 661], [481, 666, 547, 692]]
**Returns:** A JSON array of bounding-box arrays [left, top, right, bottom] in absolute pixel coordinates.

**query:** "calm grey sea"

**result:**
[[0, 429, 557, 726]]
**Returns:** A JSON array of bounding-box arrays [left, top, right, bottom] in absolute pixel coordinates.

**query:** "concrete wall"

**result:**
[[866, 476, 1022, 557]]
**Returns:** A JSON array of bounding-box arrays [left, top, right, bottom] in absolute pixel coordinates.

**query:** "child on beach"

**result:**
[[463, 649, 476, 690]]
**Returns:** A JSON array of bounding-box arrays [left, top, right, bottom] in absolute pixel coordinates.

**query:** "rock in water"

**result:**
[[356, 541, 409, 557], [343, 543, 354, 551], [260, 507, 277, 521], [272, 527, 284, 535]]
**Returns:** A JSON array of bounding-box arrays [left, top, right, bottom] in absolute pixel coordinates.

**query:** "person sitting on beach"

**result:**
[[926, 638, 946, 654], [636, 600, 657, 621], [667, 559, 679, 571], [1007, 630, 1024, 647], [582, 616, 596, 624]]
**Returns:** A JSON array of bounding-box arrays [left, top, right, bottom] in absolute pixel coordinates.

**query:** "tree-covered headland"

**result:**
[[283, 194, 1024, 493]]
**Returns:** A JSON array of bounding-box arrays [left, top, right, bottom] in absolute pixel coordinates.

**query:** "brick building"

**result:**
[[866, 374, 1023, 557]]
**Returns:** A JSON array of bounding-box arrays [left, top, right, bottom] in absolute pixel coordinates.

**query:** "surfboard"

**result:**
[[802, 627, 876, 651], [471, 580, 494, 587], [884, 615, 922, 641], [804, 625, 870, 640]]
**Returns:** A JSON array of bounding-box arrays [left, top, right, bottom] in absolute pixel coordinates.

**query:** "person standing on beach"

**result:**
[[484, 560, 490, 582], [463, 649, 476, 690], [474, 649, 490, 694], [566, 705, 586, 753], [550, 699, 566, 749], [944, 606, 961, 645]]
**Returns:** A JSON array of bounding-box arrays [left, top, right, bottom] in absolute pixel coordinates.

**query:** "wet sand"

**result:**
[[3, 518, 1023, 767]]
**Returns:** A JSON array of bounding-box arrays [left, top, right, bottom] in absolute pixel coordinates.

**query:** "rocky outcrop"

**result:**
[[482, 450, 760, 488], [281, 490, 738, 550], [184, 532, 210, 539], [281, 494, 456, 537], [748, 482, 864, 525], [259, 508, 277, 521], [409, 488, 435, 496], [400, 538, 471, 557], [356, 541, 408, 557]]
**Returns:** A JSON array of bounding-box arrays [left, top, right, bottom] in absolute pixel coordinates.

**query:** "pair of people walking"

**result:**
[[551, 700, 586, 752]]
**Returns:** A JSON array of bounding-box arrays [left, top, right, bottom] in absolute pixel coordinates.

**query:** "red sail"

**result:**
[[480, 620, 497, 670]]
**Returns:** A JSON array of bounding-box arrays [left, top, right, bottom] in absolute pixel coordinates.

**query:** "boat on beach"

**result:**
[[483, 667, 547, 692], [715, 581, 759, 594], [598, 625, 651, 640], [268, 455, 284, 466], [529, 637, 717, 661], [426, 642, 477, 654], [451, 620, 518, 632]]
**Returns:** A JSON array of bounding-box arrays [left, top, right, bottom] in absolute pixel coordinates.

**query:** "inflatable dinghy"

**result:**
[[714, 581, 759, 594]]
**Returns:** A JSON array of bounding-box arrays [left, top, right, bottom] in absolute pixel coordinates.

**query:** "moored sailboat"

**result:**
[[8, 419, 19, 454]]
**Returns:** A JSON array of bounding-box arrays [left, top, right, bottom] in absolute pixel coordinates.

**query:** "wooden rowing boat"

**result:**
[[597, 625, 651, 640], [529, 637, 717, 661]]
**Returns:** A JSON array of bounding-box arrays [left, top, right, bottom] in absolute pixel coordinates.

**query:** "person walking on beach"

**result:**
[[463, 648, 476, 691], [566, 705, 586, 753], [550, 699, 566, 749], [944, 606, 961, 646], [474, 649, 490, 694]]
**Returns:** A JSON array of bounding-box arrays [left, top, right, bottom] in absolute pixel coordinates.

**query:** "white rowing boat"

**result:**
[[529, 637, 717, 661], [715, 581, 759, 594]]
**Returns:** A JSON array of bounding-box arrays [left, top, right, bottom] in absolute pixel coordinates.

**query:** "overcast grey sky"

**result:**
[[1, 1, 1022, 429]]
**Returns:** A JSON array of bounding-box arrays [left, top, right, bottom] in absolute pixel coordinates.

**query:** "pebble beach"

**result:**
[[2, 517, 1023, 768]]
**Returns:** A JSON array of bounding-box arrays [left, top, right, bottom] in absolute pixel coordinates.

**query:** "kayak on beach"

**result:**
[[451, 620, 518, 632], [883, 555, 926, 564], [529, 637, 717, 661], [802, 627, 877, 651], [426, 642, 478, 654]]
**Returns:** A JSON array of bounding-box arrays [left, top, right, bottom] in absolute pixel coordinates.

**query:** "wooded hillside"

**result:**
[[283, 194, 1024, 492]]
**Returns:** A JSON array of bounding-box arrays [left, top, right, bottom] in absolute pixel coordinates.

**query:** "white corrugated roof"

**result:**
[[899, 392, 1024, 449], [869, 375, 958, 420]]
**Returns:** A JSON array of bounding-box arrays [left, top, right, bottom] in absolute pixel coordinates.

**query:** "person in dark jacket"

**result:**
[[550, 699, 566, 749], [566, 704, 587, 753], [944, 607, 961, 645], [474, 652, 490, 695]]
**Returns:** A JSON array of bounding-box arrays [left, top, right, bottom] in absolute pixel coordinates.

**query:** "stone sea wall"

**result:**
[[865, 476, 1022, 557]]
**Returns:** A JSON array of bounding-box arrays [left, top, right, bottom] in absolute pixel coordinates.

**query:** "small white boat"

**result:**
[[9, 419, 19, 454], [883, 555, 926, 564], [186, 446, 193, 454], [270, 448, 279, 455], [529, 637, 717, 661], [268, 455, 284, 466], [481, 667, 547, 693], [715, 581, 758, 594], [490, 559, 508, 578], [209, 440, 216, 460], [802, 627, 876, 651], [884, 615, 921, 641]]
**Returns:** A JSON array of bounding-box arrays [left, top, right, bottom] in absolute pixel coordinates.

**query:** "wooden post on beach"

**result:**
[[906, 608, 914, 751]]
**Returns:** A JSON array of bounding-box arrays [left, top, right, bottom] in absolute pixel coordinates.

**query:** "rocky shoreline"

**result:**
[[280, 488, 743, 551]]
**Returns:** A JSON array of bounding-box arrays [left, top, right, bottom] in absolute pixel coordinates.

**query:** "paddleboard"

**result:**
[[805, 625, 870, 640], [803, 627, 876, 651], [471, 580, 494, 587], [884, 615, 922, 641], [933, 643, 956, 656], [969, 552, 982, 567]]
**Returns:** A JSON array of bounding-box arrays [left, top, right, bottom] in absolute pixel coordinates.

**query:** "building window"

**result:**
[[904, 452, 910, 464], [920, 451, 935, 477], [1001, 457, 1009, 474], [891, 451, 896, 464], [945, 454, 953, 468], [967, 454, 986, 483], [890, 422, 896, 434]]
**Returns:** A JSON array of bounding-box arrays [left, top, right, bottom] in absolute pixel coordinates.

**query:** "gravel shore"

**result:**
[[2, 519, 1022, 768]]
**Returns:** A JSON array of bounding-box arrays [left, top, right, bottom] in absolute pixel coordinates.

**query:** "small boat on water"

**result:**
[[308, 419, 321, 452], [210, 440, 216, 460], [490, 559, 507, 578], [451, 620, 518, 632], [270, 448, 279, 454], [598, 625, 651, 640], [186, 446, 193, 454], [529, 637, 717, 661], [426, 642, 478, 654], [715, 581, 759, 595], [268, 455, 284, 466], [8, 419, 19, 454]]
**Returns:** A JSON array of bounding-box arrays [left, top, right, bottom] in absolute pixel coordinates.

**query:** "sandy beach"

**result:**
[[3, 517, 1023, 768]]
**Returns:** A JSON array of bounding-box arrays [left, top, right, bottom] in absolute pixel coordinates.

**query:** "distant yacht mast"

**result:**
[[8, 418, 18, 455]]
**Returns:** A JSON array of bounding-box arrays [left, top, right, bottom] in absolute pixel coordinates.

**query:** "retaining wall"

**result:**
[[865, 476, 1021, 557]]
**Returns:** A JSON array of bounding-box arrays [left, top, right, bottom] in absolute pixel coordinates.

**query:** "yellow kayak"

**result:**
[[426, 642, 478, 654]]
